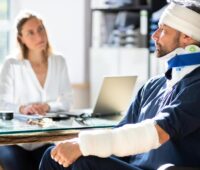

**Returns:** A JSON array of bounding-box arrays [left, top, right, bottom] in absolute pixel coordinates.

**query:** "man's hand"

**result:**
[[51, 138, 82, 168], [19, 103, 50, 115]]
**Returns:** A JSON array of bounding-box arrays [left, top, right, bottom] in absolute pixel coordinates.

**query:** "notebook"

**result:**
[[70, 75, 137, 117]]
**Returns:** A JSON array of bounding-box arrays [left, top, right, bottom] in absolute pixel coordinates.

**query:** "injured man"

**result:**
[[39, 1, 200, 170]]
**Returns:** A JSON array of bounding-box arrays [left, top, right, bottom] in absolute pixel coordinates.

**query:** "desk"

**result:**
[[0, 116, 120, 145]]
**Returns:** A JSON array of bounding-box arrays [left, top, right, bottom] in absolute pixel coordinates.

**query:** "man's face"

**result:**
[[152, 24, 182, 58]]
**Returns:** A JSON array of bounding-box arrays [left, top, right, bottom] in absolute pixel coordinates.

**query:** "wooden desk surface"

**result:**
[[0, 115, 120, 145], [0, 130, 79, 145]]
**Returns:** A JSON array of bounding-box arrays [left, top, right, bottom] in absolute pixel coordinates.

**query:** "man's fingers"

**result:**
[[53, 154, 60, 162], [51, 148, 57, 159], [62, 160, 71, 168], [51, 151, 71, 168], [58, 158, 65, 165]]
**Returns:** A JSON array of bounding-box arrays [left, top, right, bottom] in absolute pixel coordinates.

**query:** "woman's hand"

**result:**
[[19, 103, 50, 115], [51, 138, 82, 168]]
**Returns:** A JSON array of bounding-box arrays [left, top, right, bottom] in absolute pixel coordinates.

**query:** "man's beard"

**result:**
[[155, 44, 170, 58], [155, 42, 181, 58]]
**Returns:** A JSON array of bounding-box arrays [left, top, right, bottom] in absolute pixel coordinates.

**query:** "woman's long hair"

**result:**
[[16, 11, 52, 60]]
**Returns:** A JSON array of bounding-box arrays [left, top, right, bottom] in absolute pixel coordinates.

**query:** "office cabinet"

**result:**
[[90, 47, 149, 106], [89, 0, 151, 105], [89, 0, 169, 105]]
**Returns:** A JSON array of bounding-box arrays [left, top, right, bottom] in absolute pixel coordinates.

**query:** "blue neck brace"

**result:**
[[167, 52, 200, 69]]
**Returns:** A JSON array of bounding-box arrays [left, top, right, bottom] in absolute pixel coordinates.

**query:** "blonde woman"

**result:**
[[0, 11, 72, 170]]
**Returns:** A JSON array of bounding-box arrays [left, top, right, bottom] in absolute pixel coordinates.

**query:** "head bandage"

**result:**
[[159, 3, 200, 42]]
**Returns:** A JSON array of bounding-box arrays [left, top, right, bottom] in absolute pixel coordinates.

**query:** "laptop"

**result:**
[[70, 75, 137, 117]]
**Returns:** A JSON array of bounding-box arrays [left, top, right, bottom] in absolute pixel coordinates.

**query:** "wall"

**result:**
[[11, 0, 91, 84]]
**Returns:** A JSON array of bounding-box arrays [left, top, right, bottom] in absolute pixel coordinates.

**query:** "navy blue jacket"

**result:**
[[118, 67, 200, 169]]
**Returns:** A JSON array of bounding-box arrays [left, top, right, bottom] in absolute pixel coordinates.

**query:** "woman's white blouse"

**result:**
[[0, 54, 73, 113]]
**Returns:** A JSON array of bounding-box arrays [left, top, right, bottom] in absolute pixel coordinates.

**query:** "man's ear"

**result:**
[[182, 34, 196, 46]]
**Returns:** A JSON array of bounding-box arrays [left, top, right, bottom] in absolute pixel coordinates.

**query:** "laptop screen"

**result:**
[[92, 75, 137, 116]]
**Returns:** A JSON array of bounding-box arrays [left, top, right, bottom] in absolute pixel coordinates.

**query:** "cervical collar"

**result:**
[[162, 45, 200, 70]]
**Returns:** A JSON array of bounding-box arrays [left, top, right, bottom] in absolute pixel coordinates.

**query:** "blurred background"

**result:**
[[0, 0, 168, 109]]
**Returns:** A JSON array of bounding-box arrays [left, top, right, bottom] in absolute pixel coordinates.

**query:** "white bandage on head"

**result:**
[[159, 3, 200, 42], [78, 119, 161, 157]]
